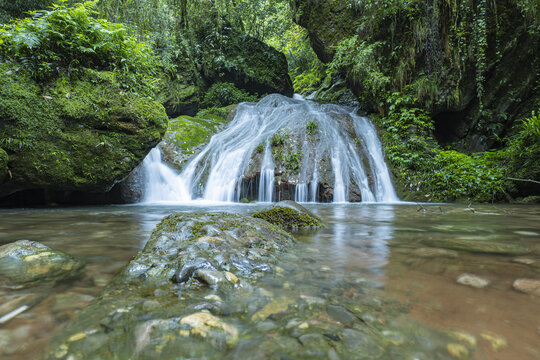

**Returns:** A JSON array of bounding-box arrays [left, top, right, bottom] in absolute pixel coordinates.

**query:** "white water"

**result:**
[[141, 148, 190, 203], [295, 183, 309, 203], [258, 142, 275, 202], [141, 94, 399, 203]]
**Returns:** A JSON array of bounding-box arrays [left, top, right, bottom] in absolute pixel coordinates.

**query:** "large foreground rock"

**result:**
[[0, 63, 168, 200], [45, 212, 473, 359], [0, 240, 84, 288]]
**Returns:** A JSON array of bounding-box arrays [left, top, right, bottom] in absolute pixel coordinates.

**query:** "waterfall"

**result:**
[[295, 183, 308, 203], [141, 148, 190, 203], [140, 94, 399, 203], [258, 142, 275, 202]]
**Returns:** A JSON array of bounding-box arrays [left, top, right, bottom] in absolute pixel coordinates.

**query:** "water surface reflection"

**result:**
[[0, 203, 538, 359]]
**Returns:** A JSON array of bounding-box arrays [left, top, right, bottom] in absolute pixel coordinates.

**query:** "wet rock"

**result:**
[[251, 297, 294, 321], [326, 305, 356, 326], [252, 201, 324, 230], [412, 247, 459, 258], [298, 333, 329, 352], [194, 269, 227, 287], [341, 328, 382, 356], [512, 278, 540, 296], [180, 311, 239, 346], [52, 292, 94, 313], [456, 274, 490, 288], [447, 343, 469, 359], [256, 320, 277, 332], [0, 240, 85, 288], [43, 212, 295, 359]]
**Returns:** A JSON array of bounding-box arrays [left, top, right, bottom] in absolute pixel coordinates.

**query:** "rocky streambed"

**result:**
[[37, 205, 473, 359], [1, 203, 539, 360]]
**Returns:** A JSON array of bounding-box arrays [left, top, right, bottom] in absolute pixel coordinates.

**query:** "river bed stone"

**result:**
[[512, 278, 540, 296], [0, 240, 85, 288], [456, 274, 491, 288]]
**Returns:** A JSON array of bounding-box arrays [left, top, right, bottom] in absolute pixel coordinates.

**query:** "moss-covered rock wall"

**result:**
[[0, 63, 168, 200], [291, 0, 539, 202], [292, 0, 538, 152]]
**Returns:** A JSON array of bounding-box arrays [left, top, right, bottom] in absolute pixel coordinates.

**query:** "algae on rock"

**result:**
[[159, 105, 237, 170], [0, 240, 85, 288], [252, 201, 324, 230], [0, 64, 168, 200]]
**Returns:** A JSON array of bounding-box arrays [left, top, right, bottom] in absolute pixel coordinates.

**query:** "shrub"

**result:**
[[0, 1, 159, 94], [426, 151, 505, 202], [306, 120, 318, 135]]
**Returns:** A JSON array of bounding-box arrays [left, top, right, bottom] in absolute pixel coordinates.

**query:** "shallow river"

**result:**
[[0, 203, 539, 359]]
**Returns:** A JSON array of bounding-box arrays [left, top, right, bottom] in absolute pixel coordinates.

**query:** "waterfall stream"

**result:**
[[141, 94, 399, 203]]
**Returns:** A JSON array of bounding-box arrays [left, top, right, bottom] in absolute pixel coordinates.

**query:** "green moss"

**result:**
[[252, 206, 322, 230], [160, 104, 235, 170], [200, 82, 259, 109], [0, 148, 7, 183], [196, 26, 293, 97], [0, 62, 168, 197]]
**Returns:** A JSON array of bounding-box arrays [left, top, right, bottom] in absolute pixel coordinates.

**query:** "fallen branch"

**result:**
[[505, 177, 540, 184]]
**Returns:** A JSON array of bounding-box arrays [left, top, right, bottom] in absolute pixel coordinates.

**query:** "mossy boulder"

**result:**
[[160, 105, 237, 170], [0, 63, 168, 200], [0, 240, 85, 288], [156, 46, 205, 117], [159, 26, 293, 116], [0, 148, 7, 183], [197, 26, 293, 98], [291, 0, 358, 63], [252, 201, 324, 230]]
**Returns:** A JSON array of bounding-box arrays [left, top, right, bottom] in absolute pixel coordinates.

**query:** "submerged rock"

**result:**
[[424, 238, 530, 255], [412, 247, 459, 258], [456, 274, 490, 289], [0, 240, 85, 288], [180, 311, 239, 346], [512, 278, 540, 296], [252, 201, 324, 230]]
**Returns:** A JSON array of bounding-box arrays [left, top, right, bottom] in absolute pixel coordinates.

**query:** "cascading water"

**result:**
[[141, 148, 190, 203], [141, 94, 399, 203], [295, 183, 309, 203], [258, 142, 275, 202]]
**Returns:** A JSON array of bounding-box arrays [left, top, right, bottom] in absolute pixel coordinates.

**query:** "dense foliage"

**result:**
[[376, 94, 539, 202], [0, 2, 159, 95], [200, 82, 259, 109]]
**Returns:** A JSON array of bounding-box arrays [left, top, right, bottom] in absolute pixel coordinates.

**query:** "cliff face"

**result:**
[[291, 0, 538, 152]]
